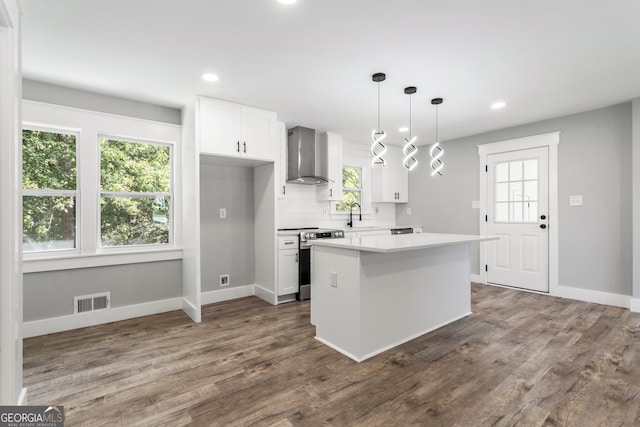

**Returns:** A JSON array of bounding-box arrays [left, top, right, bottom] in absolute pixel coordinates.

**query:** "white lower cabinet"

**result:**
[[278, 236, 299, 296]]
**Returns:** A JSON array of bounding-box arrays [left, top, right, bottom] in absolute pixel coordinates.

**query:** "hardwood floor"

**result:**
[[24, 284, 640, 426]]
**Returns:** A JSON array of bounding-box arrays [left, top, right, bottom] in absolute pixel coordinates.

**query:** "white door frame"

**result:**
[[0, 0, 25, 405], [478, 132, 559, 295]]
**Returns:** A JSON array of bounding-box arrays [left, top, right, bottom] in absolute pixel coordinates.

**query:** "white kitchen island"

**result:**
[[310, 233, 498, 362]]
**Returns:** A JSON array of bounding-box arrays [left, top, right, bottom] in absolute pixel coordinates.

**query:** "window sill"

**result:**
[[23, 247, 183, 273]]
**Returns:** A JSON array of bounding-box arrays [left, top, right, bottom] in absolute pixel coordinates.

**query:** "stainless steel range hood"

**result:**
[[287, 126, 329, 184]]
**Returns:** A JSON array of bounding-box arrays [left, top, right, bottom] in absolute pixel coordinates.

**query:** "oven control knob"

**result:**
[[305, 233, 312, 239]]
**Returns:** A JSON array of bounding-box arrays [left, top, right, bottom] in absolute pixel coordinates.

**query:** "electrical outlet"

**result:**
[[323, 208, 329, 216], [220, 208, 227, 219], [220, 274, 229, 287], [406, 207, 412, 215], [569, 195, 583, 207], [330, 272, 338, 288]]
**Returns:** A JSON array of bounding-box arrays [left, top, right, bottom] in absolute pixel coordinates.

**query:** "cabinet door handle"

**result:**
[[243, 141, 247, 153], [295, 253, 298, 262], [329, 188, 332, 197], [284, 241, 294, 245], [282, 185, 286, 195], [236, 141, 240, 153]]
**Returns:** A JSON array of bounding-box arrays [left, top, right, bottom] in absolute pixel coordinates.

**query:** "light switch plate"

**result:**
[[569, 195, 583, 207], [220, 208, 227, 218], [406, 207, 412, 215], [330, 272, 338, 288]]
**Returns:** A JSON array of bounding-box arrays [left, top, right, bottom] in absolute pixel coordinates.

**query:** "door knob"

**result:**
[[540, 224, 547, 229], [540, 215, 547, 220]]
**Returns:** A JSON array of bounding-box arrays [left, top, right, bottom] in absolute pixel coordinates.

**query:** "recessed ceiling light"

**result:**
[[398, 127, 409, 133], [278, 0, 297, 4], [201, 73, 219, 82], [491, 101, 507, 110]]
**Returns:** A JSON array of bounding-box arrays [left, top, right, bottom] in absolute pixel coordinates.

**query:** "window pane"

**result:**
[[100, 139, 170, 193], [510, 202, 523, 222], [523, 159, 537, 180], [495, 202, 509, 222], [495, 183, 509, 202], [509, 161, 523, 181], [495, 163, 509, 182], [23, 129, 76, 190], [101, 196, 170, 246], [523, 181, 538, 202], [342, 167, 361, 190], [23, 196, 76, 252], [509, 182, 523, 202], [523, 202, 538, 222], [336, 191, 360, 211]]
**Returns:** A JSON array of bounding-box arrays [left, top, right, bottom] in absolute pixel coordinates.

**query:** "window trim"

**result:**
[[21, 125, 81, 256], [21, 100, 182, 270], [97, 135, 174, 249]]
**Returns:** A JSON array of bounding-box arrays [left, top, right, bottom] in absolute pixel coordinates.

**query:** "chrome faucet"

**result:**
[[347, 203, 362, 228]]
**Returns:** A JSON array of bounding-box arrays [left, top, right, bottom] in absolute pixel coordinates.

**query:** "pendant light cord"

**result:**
[[409, 94, 412, 140], [377, 82, 381, 131], [435, 104, 439, 142]]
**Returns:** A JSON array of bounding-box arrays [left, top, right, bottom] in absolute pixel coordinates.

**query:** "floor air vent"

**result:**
[[74, 292, 110, 314]]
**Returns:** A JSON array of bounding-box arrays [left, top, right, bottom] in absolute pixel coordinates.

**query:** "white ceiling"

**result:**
[[21, 0, 640, 145]]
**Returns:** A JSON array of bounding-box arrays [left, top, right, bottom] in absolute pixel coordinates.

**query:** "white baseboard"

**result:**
[[23, 297, 182, 338], [181, 297, 200, 323], [552, 284, 630, 309], [18, 387, 28, 405], [254, 284, 276, 305], [630, 298, 640, 313], [201, 285, 255, 305], [481, 281, 631, 310]]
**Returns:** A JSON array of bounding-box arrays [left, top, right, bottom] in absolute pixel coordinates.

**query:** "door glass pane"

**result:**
[[495, 163, 509, 182], [523, 202, 538, 222], [509, 182, 523, 202], [523, 159, 537, 180], [523, 181, 538, 202], [510, 202, 523, 222], [509, 161, 523, 181], [495, 202, 509, 222], [495, 183, 509, 202]]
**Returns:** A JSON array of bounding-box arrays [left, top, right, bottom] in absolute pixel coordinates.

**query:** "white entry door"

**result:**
[[486, 147, 549, 292]]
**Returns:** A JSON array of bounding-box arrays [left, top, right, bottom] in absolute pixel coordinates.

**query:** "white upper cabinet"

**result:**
[[317, 132, 343, 201], [372, 145, 408, 203], [198, 97, 277, 161]]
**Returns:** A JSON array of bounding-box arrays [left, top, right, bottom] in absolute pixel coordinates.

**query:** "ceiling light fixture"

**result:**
[[277, 0, 297, 4], [398, 127, 409, 133], [402, 86, 418, 171], [201, 73, 219, 82], [371, 72, 387, 167], [491, 101, 506, 110], [430, 98, 444, 177]]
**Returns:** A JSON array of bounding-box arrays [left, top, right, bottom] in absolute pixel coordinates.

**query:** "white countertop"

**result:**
[[310, 232, 498, 253]]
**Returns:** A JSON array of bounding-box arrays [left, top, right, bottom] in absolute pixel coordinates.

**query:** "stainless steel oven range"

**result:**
[[298, 229, 345, 300]]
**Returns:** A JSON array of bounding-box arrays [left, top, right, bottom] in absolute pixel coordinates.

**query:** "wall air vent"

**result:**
[[74, 292, 111, 314]]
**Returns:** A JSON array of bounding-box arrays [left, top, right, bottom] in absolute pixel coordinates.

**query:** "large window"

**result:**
[[22, 128, 78, 252], [100, 138, 172, 247], [336, 166, 361, 211]]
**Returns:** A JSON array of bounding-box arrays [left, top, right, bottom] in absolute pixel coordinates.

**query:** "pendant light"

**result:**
[[371, 72, 387, 167], [430, 97, 444, 176], [402, 86, 418, 170]]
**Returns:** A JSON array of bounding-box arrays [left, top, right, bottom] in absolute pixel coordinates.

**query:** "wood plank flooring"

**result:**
[[23, 284, 640, 426]]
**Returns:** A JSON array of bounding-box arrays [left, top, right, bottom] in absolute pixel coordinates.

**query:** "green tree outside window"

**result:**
[[336, 166, 361, 211]]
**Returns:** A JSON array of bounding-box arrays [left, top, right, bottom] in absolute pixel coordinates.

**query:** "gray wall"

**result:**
[[200, 161, 256, 291], [23, 260, 182, 321], [22, 79, 182, 125], [399, 103, 632, 296]]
